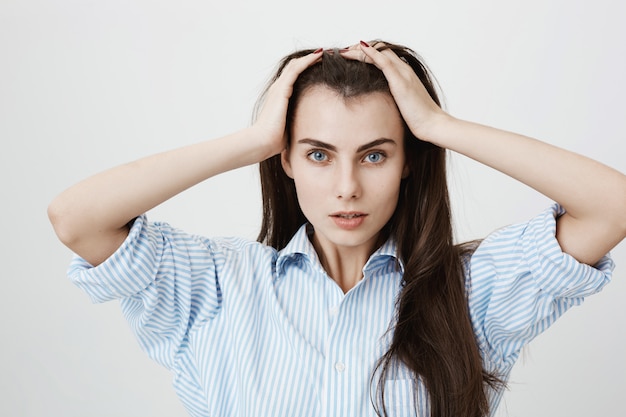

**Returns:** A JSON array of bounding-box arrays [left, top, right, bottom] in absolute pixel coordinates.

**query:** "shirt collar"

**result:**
[[363, 237, 405, 275], [276, 224, 321, 278], [275, 224, 404, 282]]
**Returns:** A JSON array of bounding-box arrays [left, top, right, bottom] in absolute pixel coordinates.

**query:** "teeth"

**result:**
[[338, 214, 360, 219]]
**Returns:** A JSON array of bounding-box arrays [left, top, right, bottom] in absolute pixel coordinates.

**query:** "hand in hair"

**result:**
[[252, 48, 323, 158], [48, 49, 325, 266], [343, 40, 626, 265], [340, 41, 450, 142]]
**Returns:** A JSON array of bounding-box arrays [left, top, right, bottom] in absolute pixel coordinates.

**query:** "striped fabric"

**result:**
[[69, 204, 613, 416]]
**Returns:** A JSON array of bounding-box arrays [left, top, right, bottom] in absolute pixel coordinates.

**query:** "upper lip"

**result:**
[[330, 211, 367, 218]]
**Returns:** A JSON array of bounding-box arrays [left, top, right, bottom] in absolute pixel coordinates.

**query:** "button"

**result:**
[[329, 306, 339, 317], [334, 362, 346, 372]]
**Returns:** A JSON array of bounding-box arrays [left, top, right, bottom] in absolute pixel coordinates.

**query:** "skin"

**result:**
[[48, 43, 626, 291], [342, 42, 626, 265], [281, 87, 408, 292]]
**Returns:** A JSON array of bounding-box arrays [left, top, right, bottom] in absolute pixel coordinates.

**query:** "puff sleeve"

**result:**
[[466, 205, 614, 369], [68, 215, 223, 370]]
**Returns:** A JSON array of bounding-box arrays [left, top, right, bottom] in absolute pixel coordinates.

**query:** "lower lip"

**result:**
[[331, 215, 366, 230]]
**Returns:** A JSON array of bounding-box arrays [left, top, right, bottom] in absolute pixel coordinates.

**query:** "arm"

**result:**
[[48, 130, 270, 266], [352, 42, 626, 265], [48, 50, 323, 266], [417, 117, 626, 265]]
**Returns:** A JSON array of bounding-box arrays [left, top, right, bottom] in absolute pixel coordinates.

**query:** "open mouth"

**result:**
[[333, 213, 365, 219], [330, 212, 368, 230]]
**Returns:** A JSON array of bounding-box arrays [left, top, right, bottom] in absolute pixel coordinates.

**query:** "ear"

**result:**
[[281, 149, 294, 179], [401, 162, 410, 179]]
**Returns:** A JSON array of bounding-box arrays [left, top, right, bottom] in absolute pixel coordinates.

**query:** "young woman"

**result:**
[[48, 41, 626, 417]]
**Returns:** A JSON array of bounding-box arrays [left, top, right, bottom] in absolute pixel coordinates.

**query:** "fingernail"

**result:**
[[313, 47, 323, 54], [360, 40, 370, 48]]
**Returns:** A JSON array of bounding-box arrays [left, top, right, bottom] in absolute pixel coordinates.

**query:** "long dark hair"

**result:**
[[257, 41, 503, 417]]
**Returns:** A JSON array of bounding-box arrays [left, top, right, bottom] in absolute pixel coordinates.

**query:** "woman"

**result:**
[[48, 41, 626, 417]]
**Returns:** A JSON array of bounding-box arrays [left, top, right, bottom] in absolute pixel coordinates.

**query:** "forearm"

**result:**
[[48, 127, 271, 265], [424, 115, 626, 264], [351, 42, 625, 263], [49, 49, 325, 266]]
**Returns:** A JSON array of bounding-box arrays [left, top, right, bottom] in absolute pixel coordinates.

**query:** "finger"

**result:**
[[342, 40, 385, 51], [336, 42, 364, 62], [342, 43, 360, 52], [277, 48, 323, 85], [339, 41, 393, 64], [260, 49, 323, 112], [358, 41, 406, 72], [338, 48, 374, 64]]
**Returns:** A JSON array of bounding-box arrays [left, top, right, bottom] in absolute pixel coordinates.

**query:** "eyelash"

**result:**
[[307, 150, 328, 162], [305, 150, 387, 164], [364, 151, 386, 164]]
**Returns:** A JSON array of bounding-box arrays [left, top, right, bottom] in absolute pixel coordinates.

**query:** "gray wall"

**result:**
[[2, 0, 624, 416]]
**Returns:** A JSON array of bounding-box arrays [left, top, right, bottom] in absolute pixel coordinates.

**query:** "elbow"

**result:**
[[611, 183, 626, 242], [601, 174, 626, 242], [48, 194, 128, 266], [47, 196, 80, 248], [616, 176, 626, 236], [619, 198, 626, 241]]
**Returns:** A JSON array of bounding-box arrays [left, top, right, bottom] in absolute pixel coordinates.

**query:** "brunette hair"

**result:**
[[256, 41, 503, 417]]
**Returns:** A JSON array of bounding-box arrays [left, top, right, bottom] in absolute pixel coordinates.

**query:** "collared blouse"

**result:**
[[69, 205, 613, 416]]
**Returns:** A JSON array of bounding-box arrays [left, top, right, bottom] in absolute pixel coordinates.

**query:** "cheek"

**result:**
[[291, 169, 324, 205], [370, 167, 403, 191], [369, 172, 403, 209]]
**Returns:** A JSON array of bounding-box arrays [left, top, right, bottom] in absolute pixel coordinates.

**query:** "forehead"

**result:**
[[291, 86, 404, 146]]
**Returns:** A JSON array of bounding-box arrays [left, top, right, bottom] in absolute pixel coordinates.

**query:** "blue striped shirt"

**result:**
[[69, 205, 613, 416]]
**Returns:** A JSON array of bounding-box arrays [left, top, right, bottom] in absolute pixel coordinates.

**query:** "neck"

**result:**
[[312, 235, 373, 293]]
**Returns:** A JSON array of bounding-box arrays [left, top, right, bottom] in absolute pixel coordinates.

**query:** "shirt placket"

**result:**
[[321, 288, 363, 417]]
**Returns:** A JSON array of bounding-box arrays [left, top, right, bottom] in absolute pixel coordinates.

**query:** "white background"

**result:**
[[1, 0, 625, 416]]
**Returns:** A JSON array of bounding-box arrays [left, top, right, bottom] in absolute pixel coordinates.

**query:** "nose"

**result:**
[[334, 162, 361, 199]]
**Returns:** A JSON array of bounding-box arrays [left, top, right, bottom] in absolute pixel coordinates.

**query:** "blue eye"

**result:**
[[365, 152, 384, 163], [308, 150, 328, 162]]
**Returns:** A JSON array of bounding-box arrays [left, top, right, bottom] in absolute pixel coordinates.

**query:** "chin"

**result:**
[[323, 228, 380, 250]]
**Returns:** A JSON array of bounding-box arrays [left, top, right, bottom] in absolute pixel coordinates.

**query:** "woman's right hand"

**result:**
[[251, 48, 323, 158], [48, 48, 322, 265]]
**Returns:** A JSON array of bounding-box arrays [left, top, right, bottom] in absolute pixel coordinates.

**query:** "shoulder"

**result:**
[[200, 234, 278, 268], [142, 216, 276, 258]]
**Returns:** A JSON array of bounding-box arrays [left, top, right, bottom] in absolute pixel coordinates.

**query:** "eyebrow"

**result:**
[[296, 138, 397, 153]]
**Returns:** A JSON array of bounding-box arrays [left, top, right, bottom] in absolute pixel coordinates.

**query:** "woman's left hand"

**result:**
[[340, 41, 449, 142], [342, 40, 626, 265]]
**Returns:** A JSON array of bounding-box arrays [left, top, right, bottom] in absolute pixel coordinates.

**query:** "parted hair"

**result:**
[[256, 41, 503, 417]]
